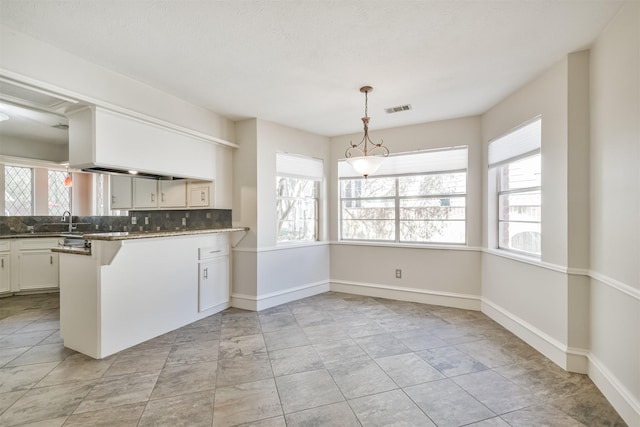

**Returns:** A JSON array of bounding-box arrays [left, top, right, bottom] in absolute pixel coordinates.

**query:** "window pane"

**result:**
[[499, 221, 541, 255], [4, 166, 33, 215], [399, 172, 466, 196], [498, 154, 541, 191], [277, 177, 316, 198], [276, 176, 318, 242], [277, 198, 317, 242], [342, 220, 395, 241], [340, 177, 395, 198], [498, 191, 540, 222], [48, 170, 71, 216], [400, 220, 465, 243], [400, 197, 465, 220], [341, 198, 395, 241]]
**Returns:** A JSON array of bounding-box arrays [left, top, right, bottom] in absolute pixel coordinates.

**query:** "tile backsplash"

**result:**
[[0, 209, 232, 235]]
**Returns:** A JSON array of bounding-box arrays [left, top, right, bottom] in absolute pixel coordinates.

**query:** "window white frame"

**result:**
[[276, 153, 323, 243], [47, 169, 72, 216], [2, 158, 71, 216], [488, 117, 542, 257], [339, 147, 468, 245], [4, 164, 34, 216]]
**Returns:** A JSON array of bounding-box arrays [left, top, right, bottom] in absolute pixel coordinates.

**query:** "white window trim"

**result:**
[[339, 159, 468, 246], [488, 117, 542, 258]]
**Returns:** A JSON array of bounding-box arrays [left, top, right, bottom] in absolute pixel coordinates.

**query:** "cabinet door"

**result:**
[[188, 182, 212, 208], [134, 178, 158, 208], [19, 252, 59, 290], [0, 254, 10, 293], [110, 176, 133, 209], [198, 256, 229, 312], [159, 181, 187, 208]]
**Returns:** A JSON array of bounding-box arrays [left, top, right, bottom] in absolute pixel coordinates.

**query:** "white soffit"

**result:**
[[0, 0, 624, 137]]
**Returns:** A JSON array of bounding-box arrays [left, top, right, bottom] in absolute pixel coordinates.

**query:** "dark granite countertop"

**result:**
[[51, 246, 92, 256], [0, 232, 82, 240], [83, 227, 249, 241]]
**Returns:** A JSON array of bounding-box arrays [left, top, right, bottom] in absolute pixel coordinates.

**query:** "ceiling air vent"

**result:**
[[52, 123, 69, 130], [384, 104, 412, 114]]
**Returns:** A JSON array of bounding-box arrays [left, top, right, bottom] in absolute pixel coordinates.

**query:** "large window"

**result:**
[[48, 170, 71, 216], [4, 165, 33, 215], [339, 147, 468, 244], [489, 117, 541, 256], [276, 153, 323, 243]]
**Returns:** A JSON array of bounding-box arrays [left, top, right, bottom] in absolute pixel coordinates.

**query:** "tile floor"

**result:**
[[0, 292, 627, 427]]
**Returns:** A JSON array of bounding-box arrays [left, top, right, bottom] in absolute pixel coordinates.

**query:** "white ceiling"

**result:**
[[0, 0, 624, 137]]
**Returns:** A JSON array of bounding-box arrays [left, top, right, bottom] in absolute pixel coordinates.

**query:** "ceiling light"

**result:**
[[63, 167, 73, 188], [128, 170, 139, 175], [345, 86, 390, 178], [0, 112, 9, 122]]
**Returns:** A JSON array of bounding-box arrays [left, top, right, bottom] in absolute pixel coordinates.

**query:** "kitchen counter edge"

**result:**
[[83, 227, 249, 241]]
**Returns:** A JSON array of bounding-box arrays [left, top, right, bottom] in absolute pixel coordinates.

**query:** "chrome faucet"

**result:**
[[61, 211, 76, 233]]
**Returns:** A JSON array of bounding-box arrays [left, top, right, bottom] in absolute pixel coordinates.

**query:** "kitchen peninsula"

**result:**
[[55, 228, 247, 359]]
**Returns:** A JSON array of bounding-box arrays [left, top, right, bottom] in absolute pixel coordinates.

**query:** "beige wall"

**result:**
[[329, 116, 484, 309], [232, 118, 331, 309], [588, 1, 640, 424]]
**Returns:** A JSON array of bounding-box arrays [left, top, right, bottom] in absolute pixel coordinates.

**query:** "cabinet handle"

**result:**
[[151, 193, 155, 202], [161, 193, 166, 202], [201, 190, 206, 202], [203, 268, 208, 279], [50, 255, 53, 265], [112, 195, 116, 203], [1, 259, 3, 268]]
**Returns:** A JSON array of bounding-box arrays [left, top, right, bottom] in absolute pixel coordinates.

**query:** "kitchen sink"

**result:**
[[62, 236, 89, 248]]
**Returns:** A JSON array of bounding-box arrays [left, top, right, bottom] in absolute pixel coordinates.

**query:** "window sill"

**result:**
[[333, 240, 480, 252]]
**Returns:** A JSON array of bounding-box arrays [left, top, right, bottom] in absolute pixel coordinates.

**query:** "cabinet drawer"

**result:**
[[0, 241, 10, 252], [198, 245, 228, 260], [19, 239, 60, 250], [198, 235, 229, 259]]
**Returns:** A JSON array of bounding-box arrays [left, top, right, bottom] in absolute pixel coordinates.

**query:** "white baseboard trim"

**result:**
[[231, 280, 330, 311], [481, 297, 588, 374], [330, 280, 481, 311], [588, 353, 640, 427]]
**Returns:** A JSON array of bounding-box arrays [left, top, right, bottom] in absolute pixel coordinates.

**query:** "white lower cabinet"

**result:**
[[197, 236, 229, 312], [19, 251, 59, 290], [0, 253, 10, 293], [198, 257, 229, 312]]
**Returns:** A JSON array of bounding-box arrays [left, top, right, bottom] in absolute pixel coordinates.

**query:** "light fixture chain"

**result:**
[[364, 89, 368, 117]]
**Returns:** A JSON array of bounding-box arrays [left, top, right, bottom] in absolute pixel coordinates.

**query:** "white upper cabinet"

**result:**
[[110, 176, 133, 209], [159, 181, 187, 208], [110, 175, 212, 210], [134, 179, 159, 208], [188, 182, 213, 208]]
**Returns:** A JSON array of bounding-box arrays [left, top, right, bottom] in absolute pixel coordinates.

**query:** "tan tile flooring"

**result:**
[[0, 292, 627, 426]]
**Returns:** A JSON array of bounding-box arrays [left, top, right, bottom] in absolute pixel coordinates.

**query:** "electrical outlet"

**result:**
[[395, 269, 402, 279], [144, 217, 149, 225], [182, 217, 187, 226], [131, 217, 137, 225]]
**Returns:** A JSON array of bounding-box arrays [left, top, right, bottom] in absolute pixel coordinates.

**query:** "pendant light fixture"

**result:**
[[63, 168, 73, 188], [345, 86, 390, 177]]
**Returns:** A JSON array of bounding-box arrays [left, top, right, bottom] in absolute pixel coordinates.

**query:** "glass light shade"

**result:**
[[346, 156, 385, 177], [63, 174, 73, 188]]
